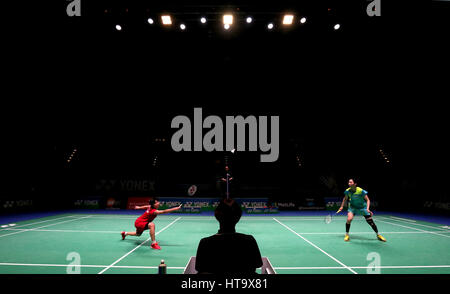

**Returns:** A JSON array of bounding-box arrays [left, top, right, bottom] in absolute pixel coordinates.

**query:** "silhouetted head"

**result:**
[[215, 198, 242, 233]]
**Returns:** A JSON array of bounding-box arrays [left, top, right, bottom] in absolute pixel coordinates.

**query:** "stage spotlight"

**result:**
[[267, 23, 274, 30], [300, 17, 307, 24], [224, 24, 230, 30], [200, 17, 207, 23], [223, 14, 233, 25], [147, 18, 154, 24], [282, 14, 294, 25], [180, 24, 186, 30], [334, 23, 341, 30], [115, 24, 122, 31], [246, 17, 253, 23], [161, 15, 172, 25]]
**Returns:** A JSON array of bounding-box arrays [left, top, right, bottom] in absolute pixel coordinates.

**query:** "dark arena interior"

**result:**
[[2, 0, 449, 290]]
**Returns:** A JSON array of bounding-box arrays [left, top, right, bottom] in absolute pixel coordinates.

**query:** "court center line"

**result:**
[[273, 218, 358, 274], [98, 217, 182, 274], [382, 216, 450, 231], [0, 215, 93, 238], [376, 218, 450, 239], [0, 215, 77, 231]]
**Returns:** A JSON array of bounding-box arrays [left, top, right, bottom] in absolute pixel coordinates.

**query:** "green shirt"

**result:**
[[344, 187, 368, 209]]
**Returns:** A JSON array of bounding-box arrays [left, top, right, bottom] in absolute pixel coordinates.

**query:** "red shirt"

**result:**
[[136, 208, 157, 224]]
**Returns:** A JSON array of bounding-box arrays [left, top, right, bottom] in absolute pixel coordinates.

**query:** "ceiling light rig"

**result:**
[[109, 8, 347, 34]]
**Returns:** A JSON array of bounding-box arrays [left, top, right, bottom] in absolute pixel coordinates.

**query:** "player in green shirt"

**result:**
[[337, 178, 386, 242]]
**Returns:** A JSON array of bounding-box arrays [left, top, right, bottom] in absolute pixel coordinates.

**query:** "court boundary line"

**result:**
[[389, 216, 416, 222], [0, 215, 93, 238], [273, 218, 358, 274], [3, 228, 449, 235], [0, 215, 78, 231], [76, 215, 369, 221], [376, 218, 450, 239], [98, 217, 182, 274], [382, 216, 450, 231], [274, 265, 450, 270], [0, 263, 185, 270], [1, 262, 448, 271]]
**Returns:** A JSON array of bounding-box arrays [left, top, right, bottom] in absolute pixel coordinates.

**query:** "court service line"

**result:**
[[376, 219, 450, 239], [273, 218, 358, 274], [0, 215, 77, 231], [382, 216, 450, 231], [0, 216, 93, 238], [98, 217, 182, 274]]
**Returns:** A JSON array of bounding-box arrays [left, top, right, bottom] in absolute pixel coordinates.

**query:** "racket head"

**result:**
[[324, 214, 332, 224]]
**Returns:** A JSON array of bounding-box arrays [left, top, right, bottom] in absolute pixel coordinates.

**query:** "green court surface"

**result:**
[[0, 213, 449, 274]]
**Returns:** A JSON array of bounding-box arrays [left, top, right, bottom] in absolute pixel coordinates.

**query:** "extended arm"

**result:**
[[135, 205, 150, 210], [155, 205, 182, 215]]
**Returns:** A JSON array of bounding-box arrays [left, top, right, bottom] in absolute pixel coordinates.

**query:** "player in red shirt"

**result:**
[[121, 198, 182, 249]]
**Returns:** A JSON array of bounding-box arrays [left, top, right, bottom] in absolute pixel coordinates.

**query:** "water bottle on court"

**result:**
[[158, 259, 167, 274]]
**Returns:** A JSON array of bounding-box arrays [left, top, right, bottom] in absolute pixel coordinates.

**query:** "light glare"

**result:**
[[161, 15, 172, 25], [223, 14, 233, 25], [282, 15, 294, 25]]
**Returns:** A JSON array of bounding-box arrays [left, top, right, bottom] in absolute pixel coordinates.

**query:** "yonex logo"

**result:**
[[3, 201, 14, 209], [170, 108, 279, 162]]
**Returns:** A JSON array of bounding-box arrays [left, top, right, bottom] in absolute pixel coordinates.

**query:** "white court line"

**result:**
[[98, 217, 182, 274], [0, 263, 185, 269], [274, 265, 450, 270], [1, 262, 448, 271], [383, 216, 450, 231], [3, 228, 120, 234], [376, 218, 450, 239], [389, 216, 417, 222], [3, 228, 448, 235], [0, 216, 93, 238], [81, 215, 367, 221], [273, 218, 357, 274], [0, 215, 77, 231]]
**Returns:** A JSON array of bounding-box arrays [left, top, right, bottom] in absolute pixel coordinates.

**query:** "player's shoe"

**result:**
[[377, 234, 387, 242], [344, 234, 350, 242], [121, 231, 126, 240], [151, 242, 161, 250]]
